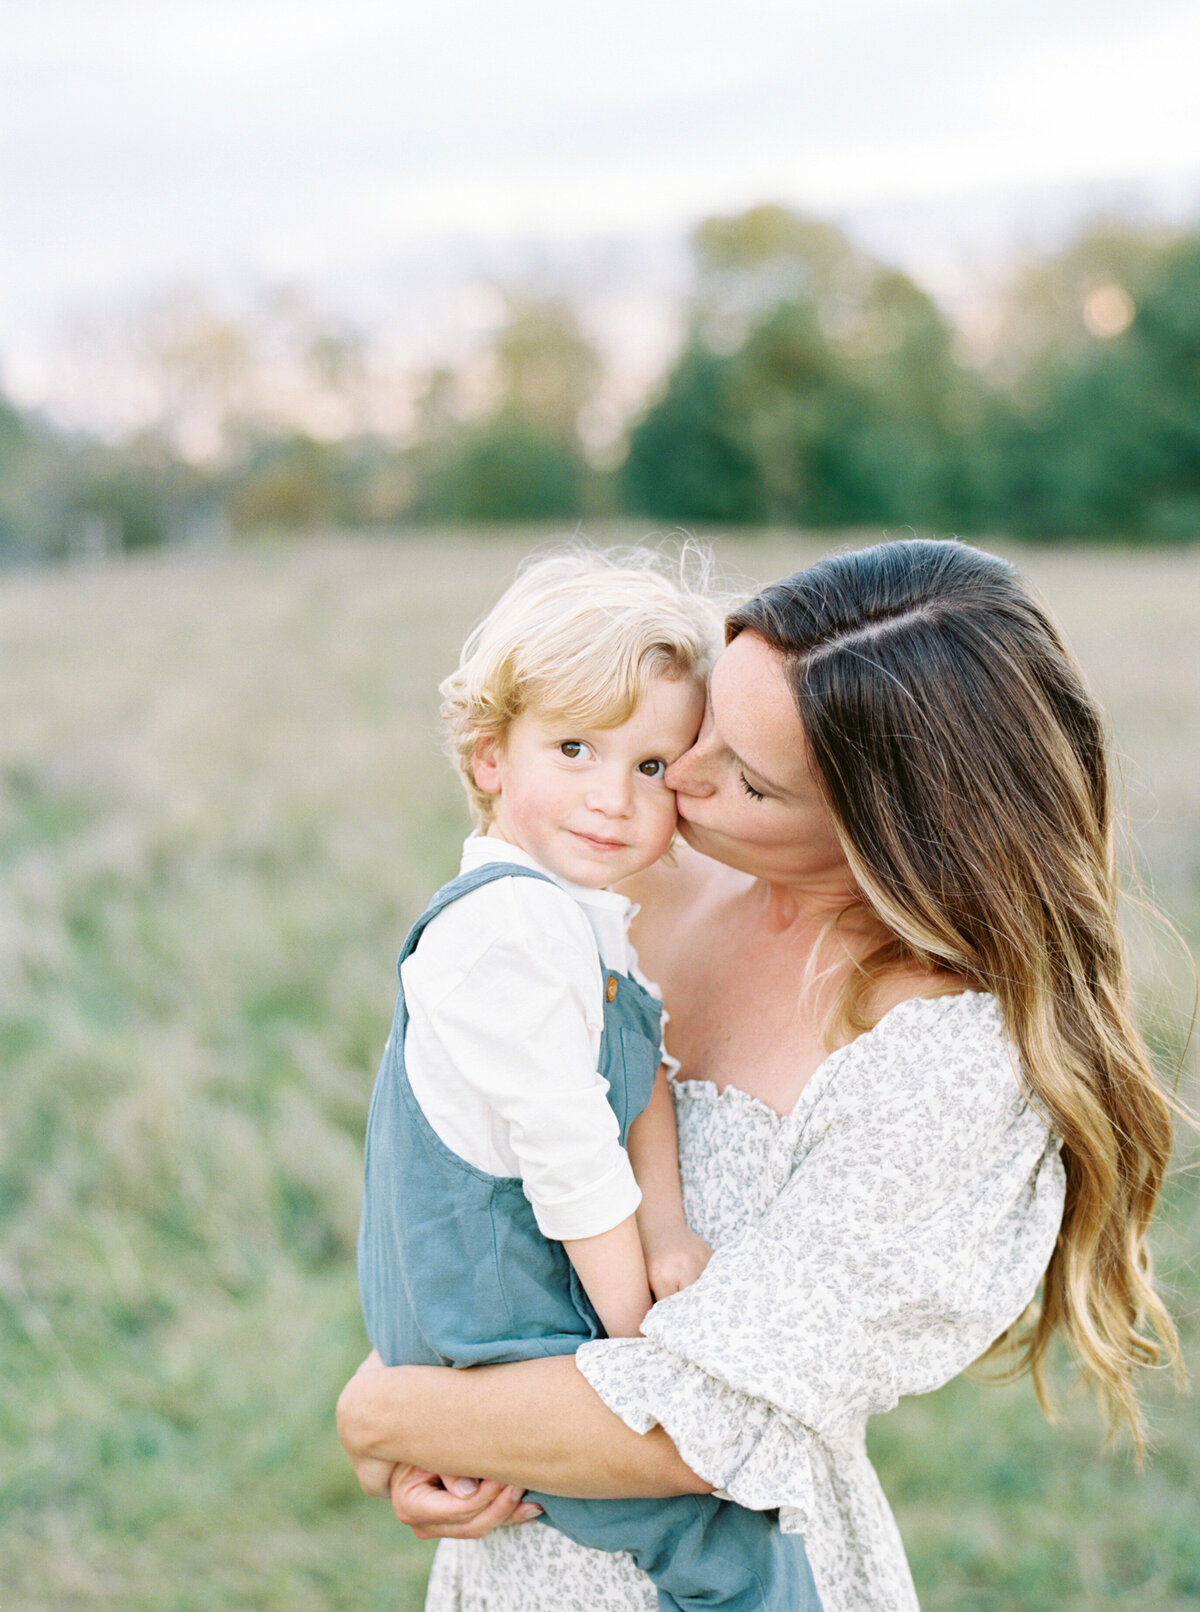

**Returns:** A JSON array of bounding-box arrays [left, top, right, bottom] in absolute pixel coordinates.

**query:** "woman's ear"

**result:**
[[471, 736, 503, 797]]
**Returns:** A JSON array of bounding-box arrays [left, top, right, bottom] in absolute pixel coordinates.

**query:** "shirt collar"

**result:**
[[460, 832, 634, 919]]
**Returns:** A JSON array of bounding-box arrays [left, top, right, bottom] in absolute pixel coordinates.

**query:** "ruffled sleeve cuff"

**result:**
[[575, 1335, 819, 1522]]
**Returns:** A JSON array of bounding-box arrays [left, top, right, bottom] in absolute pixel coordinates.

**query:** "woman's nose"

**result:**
[[665, 701, 716, 795], [665, 733, 715, 796]]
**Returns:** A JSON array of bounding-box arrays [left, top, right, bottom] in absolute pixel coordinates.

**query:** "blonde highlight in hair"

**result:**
[[728, 538, 1184, 1459], [442, 544, 720, 827]]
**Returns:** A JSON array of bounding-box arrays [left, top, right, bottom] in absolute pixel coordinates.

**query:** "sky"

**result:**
[[3, 0, 1199, 419]]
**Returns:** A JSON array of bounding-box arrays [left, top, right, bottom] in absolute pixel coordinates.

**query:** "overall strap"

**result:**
[[397, 861, 559, 972]]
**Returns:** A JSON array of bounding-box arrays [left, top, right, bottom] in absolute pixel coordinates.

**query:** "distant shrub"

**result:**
[[72, 457, 177, 550], [417, 412, 587, 521], [621, 348, 766, 524], [225, 435, 348, 534]]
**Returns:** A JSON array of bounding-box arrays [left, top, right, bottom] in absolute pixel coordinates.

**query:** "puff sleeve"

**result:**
[[576, 994, 1065, 1525]]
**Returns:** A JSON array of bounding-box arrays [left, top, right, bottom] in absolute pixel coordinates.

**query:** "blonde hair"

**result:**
[[441, 546, 720, 827], [728, 538, 1184, 1460]]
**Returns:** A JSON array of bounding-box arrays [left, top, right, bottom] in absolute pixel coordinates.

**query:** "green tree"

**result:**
[[0, 396, 58, 561], [620, 347, 765, 524], [491, 294, 601, 442], [986, 217, 1182, 386], [65, 434, 211, 552], [993, 229, 1200, 539], [225, 434, 346, 534], [622, 205, 982, 529], [418, 414, 586, 522], [414, 294, 600, 522]]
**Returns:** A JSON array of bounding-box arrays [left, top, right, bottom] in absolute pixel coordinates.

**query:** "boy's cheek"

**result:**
[[655, 804, 681, 852]]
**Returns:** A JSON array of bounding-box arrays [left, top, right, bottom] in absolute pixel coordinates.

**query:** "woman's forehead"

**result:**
[[710, 634, 809, 792]]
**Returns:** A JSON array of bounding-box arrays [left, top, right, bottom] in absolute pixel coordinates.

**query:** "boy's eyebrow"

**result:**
[[537, 712, 601, 732]]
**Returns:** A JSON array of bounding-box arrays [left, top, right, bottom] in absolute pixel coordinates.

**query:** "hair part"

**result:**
[[728, 537, 1184, 1459], [442, 544, 720, 827]]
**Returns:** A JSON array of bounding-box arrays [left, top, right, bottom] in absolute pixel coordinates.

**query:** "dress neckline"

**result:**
[[671, 989, 994, 1124]]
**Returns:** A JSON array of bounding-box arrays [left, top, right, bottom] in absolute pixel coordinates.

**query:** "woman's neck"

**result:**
[[752, 872, 885, 947]]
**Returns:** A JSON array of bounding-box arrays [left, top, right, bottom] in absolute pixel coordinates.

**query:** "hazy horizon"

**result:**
[[4, 0, 1198, 428]]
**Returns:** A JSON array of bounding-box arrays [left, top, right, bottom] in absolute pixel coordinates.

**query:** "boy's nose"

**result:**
[[586, 767, 633, 816]]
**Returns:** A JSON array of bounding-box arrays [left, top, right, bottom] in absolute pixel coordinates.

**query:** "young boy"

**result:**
[[357, 550, 819, 1611]]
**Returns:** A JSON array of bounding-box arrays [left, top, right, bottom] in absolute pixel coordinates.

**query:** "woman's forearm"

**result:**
[[336, 1353, 712, 1499]]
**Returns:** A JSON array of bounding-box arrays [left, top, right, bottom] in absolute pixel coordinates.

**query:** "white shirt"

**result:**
[[401, 834, 661, 1242]]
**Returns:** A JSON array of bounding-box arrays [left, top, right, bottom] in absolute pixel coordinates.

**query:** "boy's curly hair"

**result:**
[[441, 545, 720, 828]]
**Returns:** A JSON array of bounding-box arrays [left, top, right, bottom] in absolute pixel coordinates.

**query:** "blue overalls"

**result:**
[[358, 862, 821, 1612]]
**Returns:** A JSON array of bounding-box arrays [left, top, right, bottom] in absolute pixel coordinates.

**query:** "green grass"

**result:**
[[1, 528, 1197, 1610]]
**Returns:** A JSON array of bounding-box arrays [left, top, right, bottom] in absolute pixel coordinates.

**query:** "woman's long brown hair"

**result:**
[[728, 538, 1182, 1457]]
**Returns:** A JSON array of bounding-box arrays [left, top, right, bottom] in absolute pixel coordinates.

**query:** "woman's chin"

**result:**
[[676, 817, 737, 868], [676, 819, 776, 881], [674, 817, 712, 857]]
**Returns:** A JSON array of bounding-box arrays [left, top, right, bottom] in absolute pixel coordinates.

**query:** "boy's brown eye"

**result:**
[[560, 741, 584, 758], [638, 759, 666, 778]]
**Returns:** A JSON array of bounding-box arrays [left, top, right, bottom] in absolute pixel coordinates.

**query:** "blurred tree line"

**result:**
[[623, 208, 1200, 540], [3, 205, 1198, 563]]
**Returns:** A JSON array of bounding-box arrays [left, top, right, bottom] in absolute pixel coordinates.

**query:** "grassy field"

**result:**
[[1, 528, 1197, 1611]]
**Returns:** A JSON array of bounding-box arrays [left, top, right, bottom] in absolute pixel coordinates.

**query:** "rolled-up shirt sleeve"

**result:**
[[577, 993, 1066, 1521], [413, 917, 642, 1242]]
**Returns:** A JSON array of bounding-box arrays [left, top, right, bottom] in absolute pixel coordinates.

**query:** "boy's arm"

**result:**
[[562, 1213, 653, 1338], [411, 904, 644, 1239], [626, 1066, 712, 1300]]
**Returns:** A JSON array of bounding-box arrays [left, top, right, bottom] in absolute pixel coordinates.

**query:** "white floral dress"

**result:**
[[425, 992, 1066, 1612]]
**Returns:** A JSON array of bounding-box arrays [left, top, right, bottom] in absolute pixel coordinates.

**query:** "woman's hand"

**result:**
[[642, 1221, 713, 1300], [338, 1351, 543, 1538], [388, 1465, 543, 1539]]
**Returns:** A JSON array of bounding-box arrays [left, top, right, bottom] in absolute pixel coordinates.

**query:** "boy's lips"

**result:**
[[570, 830, 627, 852]]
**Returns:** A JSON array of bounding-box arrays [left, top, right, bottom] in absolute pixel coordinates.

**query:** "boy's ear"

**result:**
[[471, 736, 502, 796]]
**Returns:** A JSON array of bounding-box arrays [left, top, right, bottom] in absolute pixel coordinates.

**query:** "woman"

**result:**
[[338, 539, 1180, 1612]]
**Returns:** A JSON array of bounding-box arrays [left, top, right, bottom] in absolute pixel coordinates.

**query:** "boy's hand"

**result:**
[[642, 1221, 712, 1300]]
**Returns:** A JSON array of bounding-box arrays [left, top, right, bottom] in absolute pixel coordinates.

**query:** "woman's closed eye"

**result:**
[[739, 770, 765, 801]]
